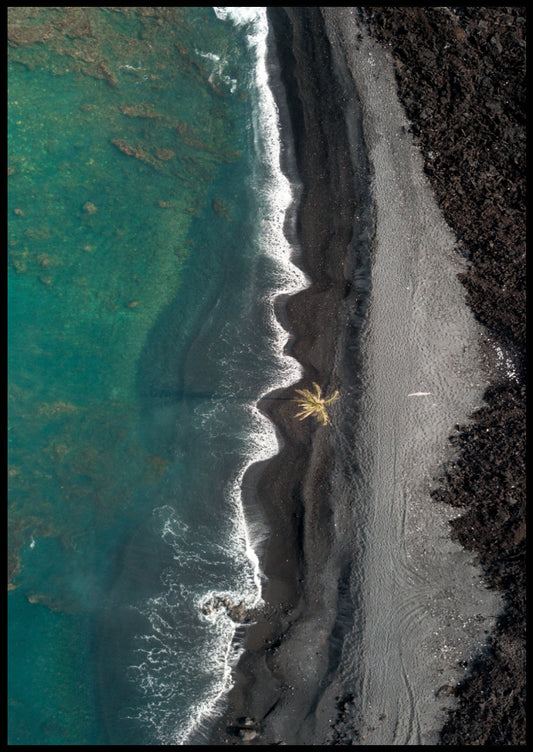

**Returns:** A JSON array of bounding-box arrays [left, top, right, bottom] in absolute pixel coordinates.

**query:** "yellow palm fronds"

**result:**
[[292, 382, 339, 426]]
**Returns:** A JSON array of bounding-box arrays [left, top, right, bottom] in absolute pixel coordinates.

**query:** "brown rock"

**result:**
[[155, 147, 175, 161], [119, 103, 162, 119], [239, 729, 258, 742], [212, 197, 230, 220], [111, 138, 156, 167], [237, 716, 256, 728], [436, 684, 456, 697], [12, 257, 27, 274]]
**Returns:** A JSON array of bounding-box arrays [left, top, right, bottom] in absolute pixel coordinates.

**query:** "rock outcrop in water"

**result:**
[[201, 595, 264, 625]]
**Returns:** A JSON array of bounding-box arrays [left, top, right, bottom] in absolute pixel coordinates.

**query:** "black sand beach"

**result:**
[[209, 7, 525, 746], [209, 7, 362, 743]]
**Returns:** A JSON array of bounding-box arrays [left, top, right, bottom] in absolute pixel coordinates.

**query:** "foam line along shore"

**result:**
[[208, 6, 364, 743], [209, 7, 503, 745]]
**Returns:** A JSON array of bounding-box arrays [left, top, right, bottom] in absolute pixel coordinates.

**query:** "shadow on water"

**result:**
[[95, 233, 227, 741], [96, 510, 175, 745], [134, 253, 225, 460], [95, 201, 260, 742]]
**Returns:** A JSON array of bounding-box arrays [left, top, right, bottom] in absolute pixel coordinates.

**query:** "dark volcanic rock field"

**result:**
[[358, 7, 526, 746]]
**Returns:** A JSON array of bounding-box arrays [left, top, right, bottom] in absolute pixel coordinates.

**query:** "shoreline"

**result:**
[[209, 7, 360, 743], [208, 6, 525, 746]]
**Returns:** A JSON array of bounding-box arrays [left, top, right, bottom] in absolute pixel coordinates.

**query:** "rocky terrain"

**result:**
[[208, 7, 526, 746], [358, 7, 526, 745]]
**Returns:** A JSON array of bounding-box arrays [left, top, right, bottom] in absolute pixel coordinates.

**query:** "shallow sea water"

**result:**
[[8, 7, 304, 744]]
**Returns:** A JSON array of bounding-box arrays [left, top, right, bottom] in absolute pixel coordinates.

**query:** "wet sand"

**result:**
[[209, 7, 524, 746], [209, 7, 359, 743]]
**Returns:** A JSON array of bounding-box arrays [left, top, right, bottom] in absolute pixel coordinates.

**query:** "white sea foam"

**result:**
[[222, 3, 309, 406], [195, 50, 221, 63], [195, 47, 238, 93], [214, 1, 309, 601], [178, 7, 308, 741], [130, 8, 309, 744], [127, 505, 254, 745], [119, 63, 146, 71]]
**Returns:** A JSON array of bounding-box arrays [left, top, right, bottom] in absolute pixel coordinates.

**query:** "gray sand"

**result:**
[[210, 11, 503, 746], [254, 12, 502, 746], [311, 11, 503, 744]]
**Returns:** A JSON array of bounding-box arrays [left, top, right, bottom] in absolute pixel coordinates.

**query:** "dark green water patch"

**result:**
[[8, 7, 250, 744]]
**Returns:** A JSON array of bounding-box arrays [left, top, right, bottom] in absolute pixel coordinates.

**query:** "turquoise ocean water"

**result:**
[[8, 7, 306, 744]]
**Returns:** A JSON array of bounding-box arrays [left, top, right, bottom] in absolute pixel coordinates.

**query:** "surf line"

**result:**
[[215, 3, 309, 596], [174, 7, 309, 746]]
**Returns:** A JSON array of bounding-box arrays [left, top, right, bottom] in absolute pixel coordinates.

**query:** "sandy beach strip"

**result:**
[[209, 7, 503, 745], [208, 7, 358, 743]]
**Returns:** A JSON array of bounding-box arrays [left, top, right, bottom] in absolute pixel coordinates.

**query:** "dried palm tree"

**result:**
[[293, 382, 339, 426]]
